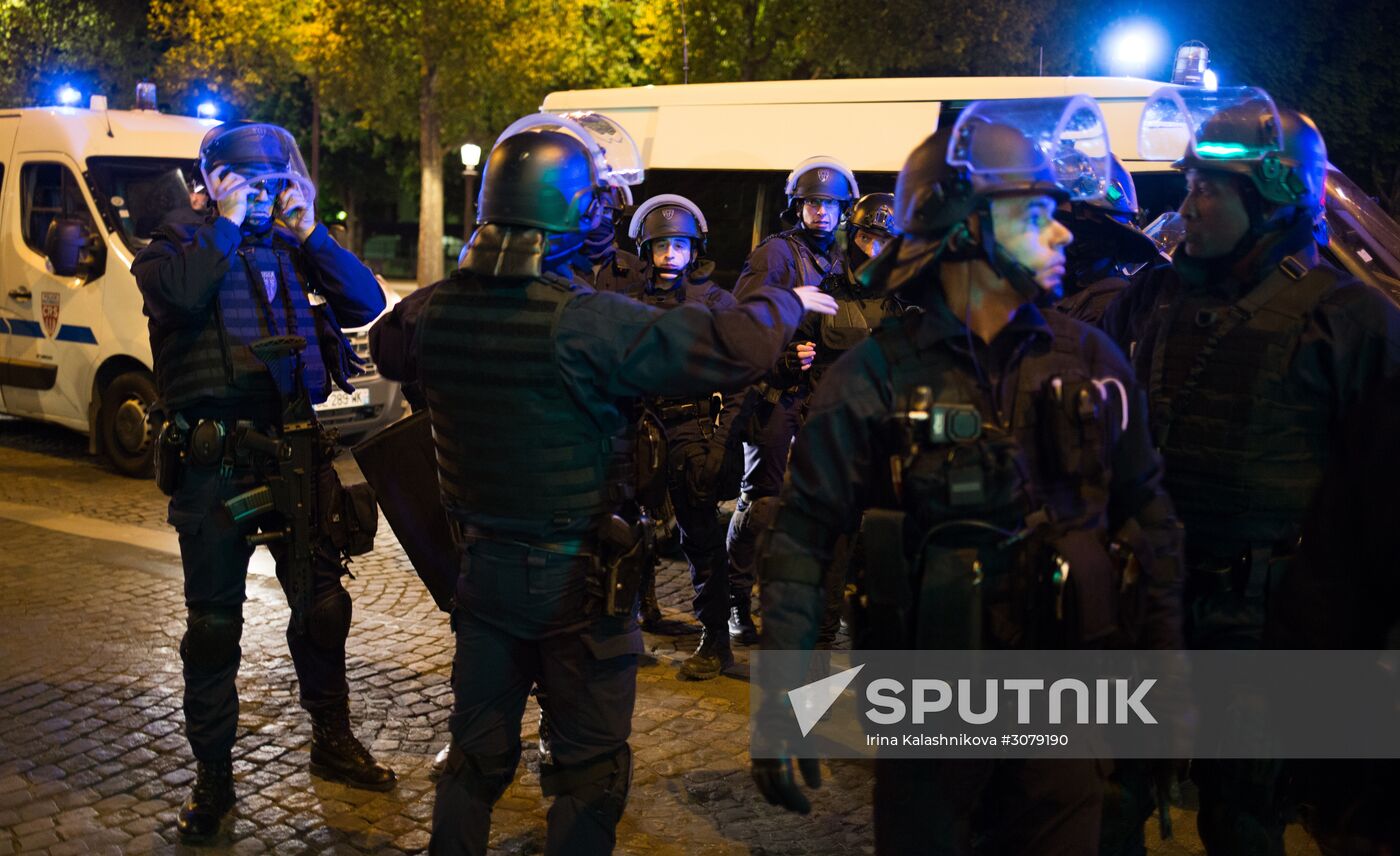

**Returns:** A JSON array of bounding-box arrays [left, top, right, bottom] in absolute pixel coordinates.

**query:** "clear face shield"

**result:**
[[198, 123, 316, 211], [1137, 85, 1283, 165], [496, 111, 645, 190], [947, 96, 1113, 203]]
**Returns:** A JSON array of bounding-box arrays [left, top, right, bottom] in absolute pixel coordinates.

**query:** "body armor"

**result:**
[[1131, 257, 1338, 558], [859, 313, 1132, 651], [157, 227, 329, 411], [418, 270, 628, 525]]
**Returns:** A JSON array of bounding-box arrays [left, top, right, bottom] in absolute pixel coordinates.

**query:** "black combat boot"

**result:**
[[177, 757, 235, 843], [309, 705, 398, 791], [639, 576, 664, 632], [728, 599, 759, 645], [678, 628, 734, 681]]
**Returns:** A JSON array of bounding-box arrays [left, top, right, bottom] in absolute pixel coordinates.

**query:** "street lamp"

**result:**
[[461, 143, 482, 245]]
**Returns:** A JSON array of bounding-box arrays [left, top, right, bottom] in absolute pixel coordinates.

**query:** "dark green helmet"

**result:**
[[476, 129, 599, 233], [1176, 106, 1327, 213]]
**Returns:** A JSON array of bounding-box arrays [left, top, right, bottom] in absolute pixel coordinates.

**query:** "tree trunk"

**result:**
[[417, 61, 445, 287], [310, 76, 321, 187]]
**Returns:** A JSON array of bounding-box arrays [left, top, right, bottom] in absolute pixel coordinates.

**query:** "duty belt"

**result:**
[[447, 518, 597, 559], [650, 397, 710, 423], [169, 413, 280, 469], [1188, 541, 1296, 601]]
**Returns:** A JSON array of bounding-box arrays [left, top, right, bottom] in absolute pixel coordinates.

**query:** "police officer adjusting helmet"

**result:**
[[627, 194, 708, 273], [1139, 85, 1327, 224], [785, 156, 860, 220], [477, 111, 644, 235], [199, 121, 315, 212], [870, 96, 1111, 300]]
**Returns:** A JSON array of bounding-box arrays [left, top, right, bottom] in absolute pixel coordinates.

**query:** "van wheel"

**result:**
[[101, 371, 157, 478]]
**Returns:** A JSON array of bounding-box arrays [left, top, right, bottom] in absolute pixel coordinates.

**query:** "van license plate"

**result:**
[[315, 388, 371, 412]]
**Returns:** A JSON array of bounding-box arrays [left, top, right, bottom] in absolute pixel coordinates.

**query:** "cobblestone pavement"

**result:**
[[0, 417, 1322, 855]]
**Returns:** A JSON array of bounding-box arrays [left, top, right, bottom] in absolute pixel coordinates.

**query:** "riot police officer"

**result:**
[[132, 121, 395, 843], [726, 156, 858, 646], [1103, 86, 1400, 855], [581, 182, 648, 294], [623, 194, 746, 680], [751, 100, 1185, 854], [401, 114, 835, 855], [1053, 155, 1162, 324], [806, 191, 912, 647]]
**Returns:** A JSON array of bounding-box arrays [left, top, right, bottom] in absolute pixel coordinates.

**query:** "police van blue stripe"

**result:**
[[8, 320, 43, 337], [0, 318, 8, 334], [55, 325, 97, 344]]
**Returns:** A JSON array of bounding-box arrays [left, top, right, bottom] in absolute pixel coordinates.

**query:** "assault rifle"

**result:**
[[223, 335, 319, 635]]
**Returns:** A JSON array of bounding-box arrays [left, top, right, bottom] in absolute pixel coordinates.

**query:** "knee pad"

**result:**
[[182, 609, 243, 672], [307, 587, 352, 652], [540, 745, 632, 828], [441, 743, 521, 805]]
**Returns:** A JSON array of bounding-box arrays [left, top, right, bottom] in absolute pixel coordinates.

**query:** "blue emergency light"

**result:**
[[56, 85, 82, 107]]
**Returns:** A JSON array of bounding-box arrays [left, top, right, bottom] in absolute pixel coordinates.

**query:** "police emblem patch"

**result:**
[[662, 207, 676, 221], [262, 270, 279, 303], [818, 169, 832, 183], [41, 292, 60, 338]]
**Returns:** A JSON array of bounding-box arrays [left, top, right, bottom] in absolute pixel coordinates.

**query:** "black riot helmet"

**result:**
[[1060, 154, 1159, 270], [784, 157, 860, 226], [893, 124, 1067, 242], [1178, 106, 1327, 215], [848, 192, 896, 237], [475, 129, 599, 234], [1140, 86, 1327, 218], [628, 194, 708, 256]]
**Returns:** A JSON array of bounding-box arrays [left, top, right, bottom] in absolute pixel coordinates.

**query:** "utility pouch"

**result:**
[[321, 468, 379, 557], [153, 418, 185, 496], [634, 409, 669, 512], [1038, 376, 1109, 483], [1050, 529, 1121, 646], [913, 543, 984, 650], [597, 513, 653, 618], [856, 509, 914, 649]]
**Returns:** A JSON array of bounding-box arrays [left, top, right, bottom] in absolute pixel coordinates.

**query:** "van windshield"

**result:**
[[87, 157, 203, 253]]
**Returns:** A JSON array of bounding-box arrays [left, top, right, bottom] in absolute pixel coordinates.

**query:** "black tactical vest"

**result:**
[[812, 284, 905, 385], [158, 232, 328, 411], [418, 270, 628, 525], [1131, 258, 1338, 558], [871, 313, 1128, 650], [753, 228, 841, 289]]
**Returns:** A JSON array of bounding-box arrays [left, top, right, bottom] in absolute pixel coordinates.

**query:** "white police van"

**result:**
[[0, 98, 403, 476], [541, 76, 1400, 297]]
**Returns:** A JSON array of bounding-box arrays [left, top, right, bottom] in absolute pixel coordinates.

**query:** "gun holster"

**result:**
[[153, 414, 184, 496], [596, 512, 653, 618]]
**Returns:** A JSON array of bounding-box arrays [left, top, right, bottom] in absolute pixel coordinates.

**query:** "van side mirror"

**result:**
[[44, 219, 103, 280]]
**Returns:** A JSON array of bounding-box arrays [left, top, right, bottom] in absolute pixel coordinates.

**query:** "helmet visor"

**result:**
[[199, 123, 315, 207], [948, 96, 1111, 201], [1138, 85, 1282, 163], [497, 111, 644, 187]]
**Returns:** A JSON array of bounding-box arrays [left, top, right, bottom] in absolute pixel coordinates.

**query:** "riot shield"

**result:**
[[352, 411, 458, 613]]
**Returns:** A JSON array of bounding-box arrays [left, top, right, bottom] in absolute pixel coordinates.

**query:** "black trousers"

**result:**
[[432, 546, 638, 856], [728, 388, 807, 599], [873, 757, 1104, 855], [662, 417, 729, 630], [170, 458, 350, 762]]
